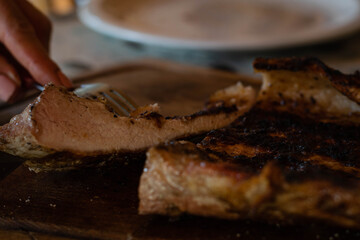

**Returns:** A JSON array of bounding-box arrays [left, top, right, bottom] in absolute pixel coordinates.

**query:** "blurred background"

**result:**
[[28, 0, 360, 77]]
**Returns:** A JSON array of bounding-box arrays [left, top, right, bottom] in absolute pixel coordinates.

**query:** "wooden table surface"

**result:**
[[0, 60, 359, 240]]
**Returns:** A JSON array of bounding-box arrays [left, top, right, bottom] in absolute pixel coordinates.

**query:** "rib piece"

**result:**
[[139, 109, 360, 228], [139, 57, 360, 228], [254, 57, 360, 123], [0, 83, 255, 171]]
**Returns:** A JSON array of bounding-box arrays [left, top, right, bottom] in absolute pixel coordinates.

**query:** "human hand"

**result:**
[[0, 0, 73, 102]]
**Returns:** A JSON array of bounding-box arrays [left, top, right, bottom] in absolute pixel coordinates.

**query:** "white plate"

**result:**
[[79, 0, 360, 50]]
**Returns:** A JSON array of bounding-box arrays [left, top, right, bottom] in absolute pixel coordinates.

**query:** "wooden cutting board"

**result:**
[[0, 60, 359, 240]]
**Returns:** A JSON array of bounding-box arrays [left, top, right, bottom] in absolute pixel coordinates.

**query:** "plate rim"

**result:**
[[78, 0, 360, 51]]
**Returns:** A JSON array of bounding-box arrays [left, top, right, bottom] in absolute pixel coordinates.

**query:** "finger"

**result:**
[[0, 44, 35, 89], [0, 75, 18, 102], [0, 55, 21, 101], [0, 54, 21, 87], [23, 74, 36, 89], [15, 0, 52, 51], [0, 1, 72, 88]]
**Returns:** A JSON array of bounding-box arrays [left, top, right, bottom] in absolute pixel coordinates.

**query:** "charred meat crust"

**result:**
[[200, 108, 360, 183], [253, 57, 334, 73], [112, 104, 238, 128], [253, 57, 360, 104], [139, 108, 360, 227]]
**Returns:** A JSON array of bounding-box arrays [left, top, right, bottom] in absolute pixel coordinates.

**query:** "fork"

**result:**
[[36, 83, 137, 116]]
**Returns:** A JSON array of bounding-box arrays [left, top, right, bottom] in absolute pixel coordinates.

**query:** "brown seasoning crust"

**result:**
[[139, 108, 360, 228], [200, 108, 360, 185], [253, 57, 360, 105]]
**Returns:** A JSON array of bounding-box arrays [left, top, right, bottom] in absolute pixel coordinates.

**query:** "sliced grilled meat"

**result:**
[[0, 83, 255, 172]]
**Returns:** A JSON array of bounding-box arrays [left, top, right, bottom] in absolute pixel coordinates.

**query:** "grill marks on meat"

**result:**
[[139, 57, 360, 228], [200, 109, 360, 182], [202, 109, 360, 166], [139, 110, 360, 227]]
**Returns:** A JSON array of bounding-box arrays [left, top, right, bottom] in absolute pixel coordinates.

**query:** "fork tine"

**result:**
[[110, 89, 137, 111], [100, 92, 131, 116], [73, 83, 137, 117]]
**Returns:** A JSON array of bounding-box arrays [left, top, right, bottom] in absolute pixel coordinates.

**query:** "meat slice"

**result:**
[[138, 57, 360, 228], [254, 57, 360, 123], [139, 109, 360, 228], [0, 83, 255, 172]]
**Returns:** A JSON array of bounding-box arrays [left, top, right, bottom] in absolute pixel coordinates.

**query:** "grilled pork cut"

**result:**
[[0, 83, 255, 172], [138, 58, 360, 228], [254, 57, 360, 122]]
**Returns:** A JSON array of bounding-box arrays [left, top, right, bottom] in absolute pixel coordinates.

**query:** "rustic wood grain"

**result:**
[[29, 232, 77, 240], [0, 229, 31, 240], [1, 156, 360, 240], [0, 229, 75, 240]]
